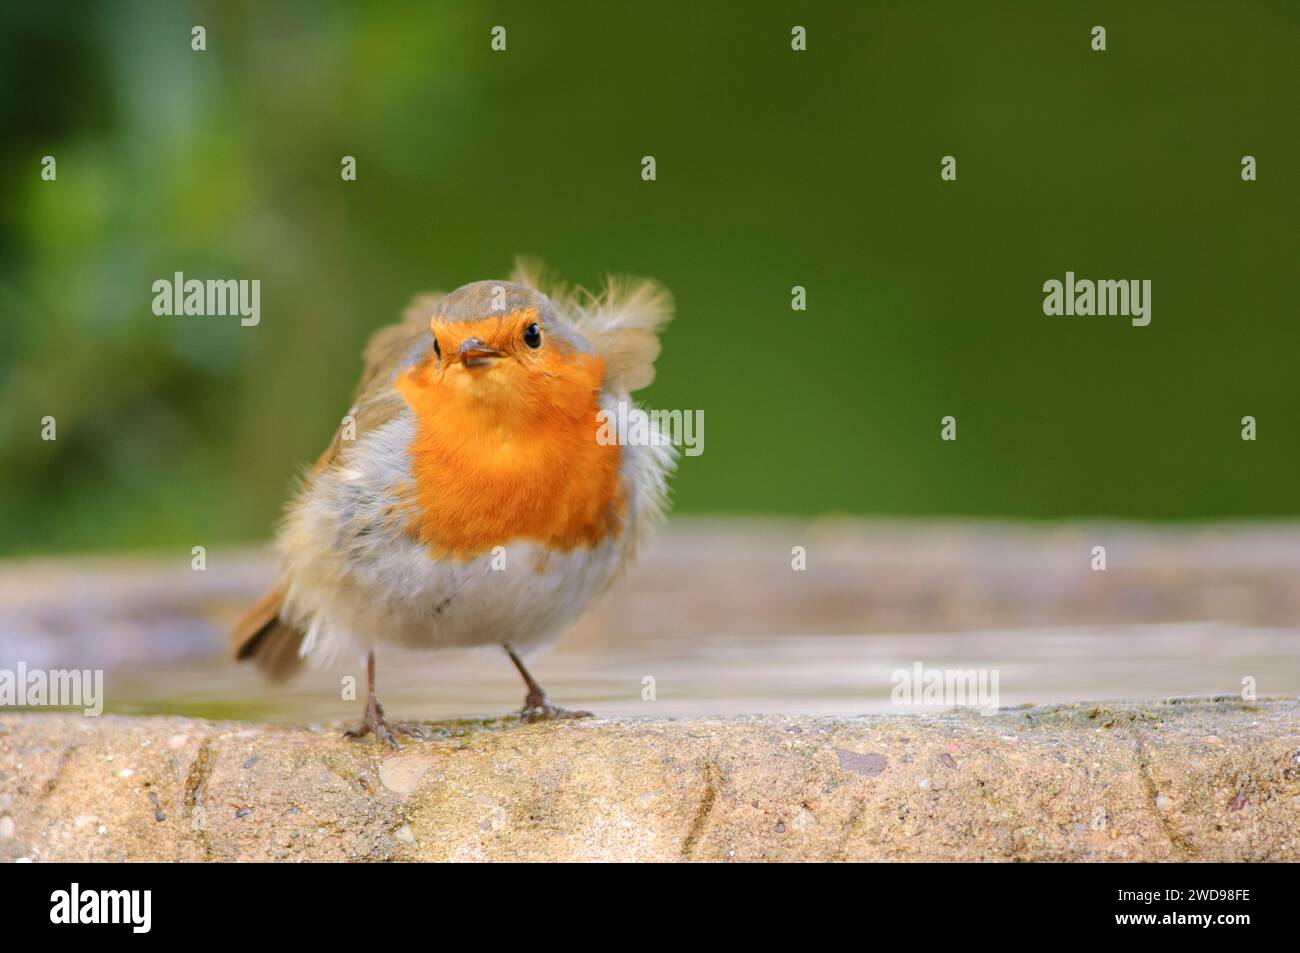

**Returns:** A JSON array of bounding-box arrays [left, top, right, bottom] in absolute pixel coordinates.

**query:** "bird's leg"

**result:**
[[504, 644, 592, 722], [343, 651, 410, 748]]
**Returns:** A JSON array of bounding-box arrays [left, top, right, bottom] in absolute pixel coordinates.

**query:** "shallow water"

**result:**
[[101, 623, 1300, 723], [3, 520, 1299, 723]]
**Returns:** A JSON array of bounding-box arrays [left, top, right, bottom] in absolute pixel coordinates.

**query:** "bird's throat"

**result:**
[[394, 356, 625, 560]]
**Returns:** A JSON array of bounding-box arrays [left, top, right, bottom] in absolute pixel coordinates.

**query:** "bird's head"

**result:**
[[399, 281, 605, 435], [390, 269, 673, 555]]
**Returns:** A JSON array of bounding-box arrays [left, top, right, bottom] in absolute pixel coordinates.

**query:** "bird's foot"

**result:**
[[518, 690, 593, 723], [343, 696, 412, 749]]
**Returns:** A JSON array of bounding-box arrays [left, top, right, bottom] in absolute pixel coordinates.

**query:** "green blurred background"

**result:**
[[1, 1, 1296, 556]]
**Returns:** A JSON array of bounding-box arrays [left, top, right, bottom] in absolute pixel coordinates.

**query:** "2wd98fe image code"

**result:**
[[1113, 887, 1257, 929]]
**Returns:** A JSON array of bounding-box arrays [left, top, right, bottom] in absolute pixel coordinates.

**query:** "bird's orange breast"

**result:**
[[393, 351, 625, 560]]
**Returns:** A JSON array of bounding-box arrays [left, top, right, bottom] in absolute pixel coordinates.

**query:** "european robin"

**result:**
[[232, 263, 675, 745]]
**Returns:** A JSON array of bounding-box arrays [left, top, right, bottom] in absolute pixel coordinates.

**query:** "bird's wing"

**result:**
[[232, 293, 442, 674], [308, 293, 443, 477]]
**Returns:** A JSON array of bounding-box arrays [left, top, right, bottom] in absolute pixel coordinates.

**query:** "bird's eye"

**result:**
[[523, 322, 542, 349]]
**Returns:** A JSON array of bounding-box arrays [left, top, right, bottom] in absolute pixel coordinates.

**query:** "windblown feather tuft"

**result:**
[[512, 258, 673, 393]]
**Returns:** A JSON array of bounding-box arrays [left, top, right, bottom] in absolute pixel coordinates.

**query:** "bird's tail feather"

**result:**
[[232, 586, 305, 682]]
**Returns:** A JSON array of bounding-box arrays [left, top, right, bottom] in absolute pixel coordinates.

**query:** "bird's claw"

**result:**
[[518, 692, 593, 722], [343, 697, 412, 749]]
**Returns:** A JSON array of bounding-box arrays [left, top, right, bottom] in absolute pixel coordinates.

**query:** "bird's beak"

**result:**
[[459, 338, 505, 368]]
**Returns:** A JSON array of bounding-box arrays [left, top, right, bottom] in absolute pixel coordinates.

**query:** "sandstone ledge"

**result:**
[[1, 699, 1297, 862]]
